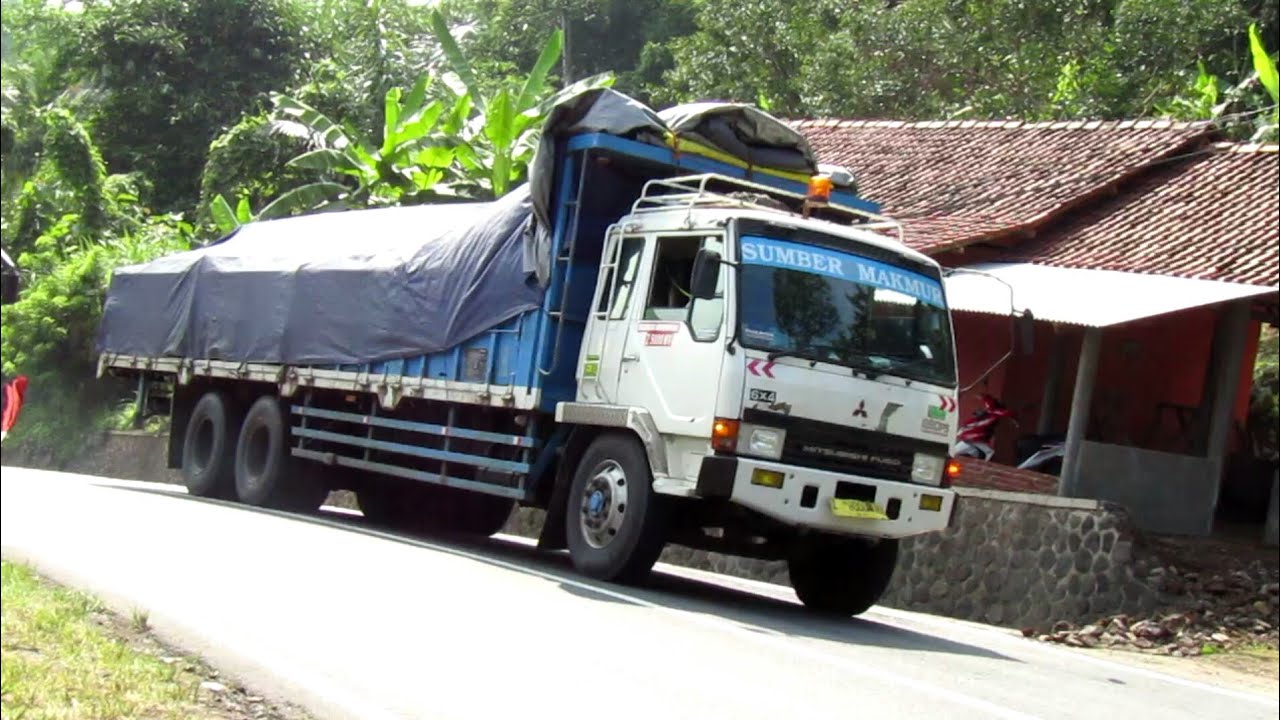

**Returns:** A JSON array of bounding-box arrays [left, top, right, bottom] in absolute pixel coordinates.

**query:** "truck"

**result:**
[[98, 92, 961, 616]]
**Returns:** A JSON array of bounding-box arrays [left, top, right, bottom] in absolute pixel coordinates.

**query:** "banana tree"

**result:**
[[427, 9, 615, 198], [1247, 23, 1278, 142], [255, 74, 469, 218], [207, 193, 254, 235]]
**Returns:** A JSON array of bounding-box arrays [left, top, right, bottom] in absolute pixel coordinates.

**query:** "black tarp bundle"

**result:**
[[1, 248, 18, 306], [98, 91, 820, 366]]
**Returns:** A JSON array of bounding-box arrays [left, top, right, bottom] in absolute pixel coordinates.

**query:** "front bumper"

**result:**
[[696, 456, 955, 539]]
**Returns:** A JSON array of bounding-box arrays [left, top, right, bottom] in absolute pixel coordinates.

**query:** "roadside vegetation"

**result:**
[[0, 560, 307, 720], [1, 0, 1277, 462]]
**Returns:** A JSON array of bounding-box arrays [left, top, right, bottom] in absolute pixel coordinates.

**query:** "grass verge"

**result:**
[[0, 560, 305, 720], [1201, 641, 1280, 679]]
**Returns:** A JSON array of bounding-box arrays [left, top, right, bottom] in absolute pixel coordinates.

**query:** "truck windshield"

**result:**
[[737, 233, 956, 387]]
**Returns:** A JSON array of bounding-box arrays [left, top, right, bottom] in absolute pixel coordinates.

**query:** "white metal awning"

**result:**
[[943, 263, 1279, 327]]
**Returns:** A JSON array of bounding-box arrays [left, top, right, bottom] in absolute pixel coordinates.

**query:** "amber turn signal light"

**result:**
[[712, 417, 740, 453], [942, 456, 962, 479]]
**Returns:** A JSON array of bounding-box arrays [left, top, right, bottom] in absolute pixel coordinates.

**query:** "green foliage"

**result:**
[[427, 8, 615, 197], [298, 0, 442, 125], [199, 113, 310, 227], [208, 194, 254, 236], [261, 77, 466, 215], [1154, 22, 1278, 141], [256, 15, 615, 217], [446, 0, 697, 99], [1250, 326, 1279, 461], [1, 208, 192, 461], [1156, 62, 1227, 120], [75, 0, 307, 211], [4, 108, 108, 261], [1247, 23, 1280, 140], [659, 0, 1273, 121]]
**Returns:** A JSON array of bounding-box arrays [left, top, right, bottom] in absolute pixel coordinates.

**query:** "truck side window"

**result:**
[[645, 235, 724, 341], [600, 236, 644, 321]]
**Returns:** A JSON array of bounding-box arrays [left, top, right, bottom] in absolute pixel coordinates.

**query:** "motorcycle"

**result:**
[[951, 393, 1065, 475], [951, 393, 1016, 461]]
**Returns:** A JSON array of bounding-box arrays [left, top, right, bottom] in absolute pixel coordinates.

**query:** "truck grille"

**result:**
[[742, 409, 948, 483]]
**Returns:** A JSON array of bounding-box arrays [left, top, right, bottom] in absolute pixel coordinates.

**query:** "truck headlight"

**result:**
[[912, 453, 945, 486], [738, 423, 786, 460]]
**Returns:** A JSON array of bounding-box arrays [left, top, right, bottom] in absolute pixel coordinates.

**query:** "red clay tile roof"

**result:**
[[793, 119, 1214, 254], [994, 144, 1280, 287]]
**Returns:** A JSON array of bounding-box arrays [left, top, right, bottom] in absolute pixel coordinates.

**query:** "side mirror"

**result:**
[[690, 248, 722, 300], [1017, 310, 1036, 355]]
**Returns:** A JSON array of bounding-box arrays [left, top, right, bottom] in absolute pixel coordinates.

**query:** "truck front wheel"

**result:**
[[234, 396, 328, 512], [787, 536, 899, 617], [181, 391, 241, 499], [565, 432, 667, 583]]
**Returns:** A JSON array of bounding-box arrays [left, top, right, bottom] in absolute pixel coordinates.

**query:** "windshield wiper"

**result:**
[[864, 354, 952, 385], [767, 344, 851, 368]]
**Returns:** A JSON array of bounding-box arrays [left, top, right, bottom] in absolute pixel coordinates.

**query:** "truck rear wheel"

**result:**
[[787, 536, 899, 617], [234, 396, 328, 512], [565, 432, 667, 583], [181, 391, 241, 499]]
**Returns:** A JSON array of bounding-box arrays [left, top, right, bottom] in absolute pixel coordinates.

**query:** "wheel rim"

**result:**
[[242, 423, 271, 491], [190, 416, 216, 474], [579, 459, 628, 549]]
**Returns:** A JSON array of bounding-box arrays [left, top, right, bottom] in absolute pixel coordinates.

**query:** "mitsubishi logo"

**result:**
[[852, 400, 868, 418]]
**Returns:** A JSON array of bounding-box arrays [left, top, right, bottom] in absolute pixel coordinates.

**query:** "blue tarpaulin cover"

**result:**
[[98, 187, 541, 365]]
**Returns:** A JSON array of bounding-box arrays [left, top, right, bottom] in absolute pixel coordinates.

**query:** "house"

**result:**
[[793, 119, 1279, 537]]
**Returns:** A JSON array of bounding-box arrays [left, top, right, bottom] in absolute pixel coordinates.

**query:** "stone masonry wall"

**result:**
[[5, 431, 1158, 631], [884, 490, 1160, 629]]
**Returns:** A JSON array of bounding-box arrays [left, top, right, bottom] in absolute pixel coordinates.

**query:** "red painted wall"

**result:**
[[951, 307, 1260, 463]]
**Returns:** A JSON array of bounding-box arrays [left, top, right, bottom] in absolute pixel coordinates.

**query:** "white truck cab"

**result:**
[[562, 175, 960, 613]]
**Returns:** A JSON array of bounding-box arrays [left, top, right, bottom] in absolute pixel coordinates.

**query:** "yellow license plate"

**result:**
[[830, 498, 888, 520]]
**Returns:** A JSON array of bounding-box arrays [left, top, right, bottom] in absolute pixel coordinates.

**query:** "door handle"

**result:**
[[621, 354, 640, 363]]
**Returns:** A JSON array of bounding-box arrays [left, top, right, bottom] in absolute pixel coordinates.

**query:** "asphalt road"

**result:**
[[2, 467, 1276, 720]]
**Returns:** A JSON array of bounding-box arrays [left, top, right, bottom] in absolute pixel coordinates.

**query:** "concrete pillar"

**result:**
[[1204, 301, 1252, 532], [1266, 470, 1279, 548], [1060, 327, 1102, 497], [1038, 328, 1067, 435]]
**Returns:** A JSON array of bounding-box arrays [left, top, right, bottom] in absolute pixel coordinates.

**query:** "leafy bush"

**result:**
[[1249, 326, 1279, 462], [198, 112, 310, 227], [1, 212, 191, 461], [75, 0, 307, 211]]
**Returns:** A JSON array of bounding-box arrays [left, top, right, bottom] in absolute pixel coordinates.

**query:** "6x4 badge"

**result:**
[[749, 389, 777, 404]]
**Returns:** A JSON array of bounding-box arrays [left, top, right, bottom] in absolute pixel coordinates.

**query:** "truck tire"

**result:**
[[787, 536, 899, 616], [181, 391, 241, 499], [564, 432, 667, 583], [234, 396, 328, 512]]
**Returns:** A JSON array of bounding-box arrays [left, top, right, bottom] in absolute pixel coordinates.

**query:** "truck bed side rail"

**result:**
[[290, 402, 543, 501], [98, 353, 541, 411]]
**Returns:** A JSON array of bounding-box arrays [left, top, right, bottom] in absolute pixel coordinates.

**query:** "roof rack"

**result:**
[[630, 173, 904, 243]]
